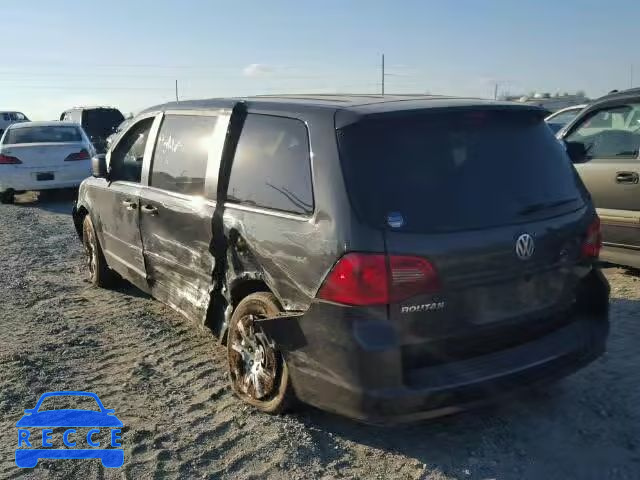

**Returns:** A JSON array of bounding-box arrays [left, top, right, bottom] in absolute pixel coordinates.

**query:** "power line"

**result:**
[[0, 85, 174, 91]]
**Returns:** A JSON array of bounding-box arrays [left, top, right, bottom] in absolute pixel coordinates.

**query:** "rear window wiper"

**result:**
[[518, 197, 579, 216]]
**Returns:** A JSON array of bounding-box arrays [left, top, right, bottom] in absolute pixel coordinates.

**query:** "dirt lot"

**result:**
[[0, 194, 639, 480]]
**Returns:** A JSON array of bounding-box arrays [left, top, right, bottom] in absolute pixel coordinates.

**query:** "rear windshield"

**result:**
[[82, 109, 125, 138], [5, 126, 82, 144], [338, 110, 585, 232]]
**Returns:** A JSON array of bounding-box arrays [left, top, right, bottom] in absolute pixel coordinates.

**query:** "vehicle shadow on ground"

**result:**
[[13, 192, 75, 215], [295, 297, 639, 478], [112, 280, 152, 300], [297, 391, 557, 477], [601, 262, 640, 277]]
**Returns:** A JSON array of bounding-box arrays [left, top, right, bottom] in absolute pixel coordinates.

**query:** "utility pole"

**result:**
[[493, 82, 499, 100], [175, 80, 179, 102], [381, 53, 385, 96]]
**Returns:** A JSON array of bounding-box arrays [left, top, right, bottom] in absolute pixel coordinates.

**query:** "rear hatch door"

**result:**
[[337, 108, 592, 368]]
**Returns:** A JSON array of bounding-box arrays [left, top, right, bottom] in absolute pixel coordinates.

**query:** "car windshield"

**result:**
[[338, 109, 586, 232], [82, 109, 125, 138], [37, 395, 101, 412], [4, 126, 82, 144]]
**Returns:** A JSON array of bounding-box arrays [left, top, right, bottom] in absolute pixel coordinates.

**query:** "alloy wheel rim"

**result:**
[[229, 314, 278, 400]]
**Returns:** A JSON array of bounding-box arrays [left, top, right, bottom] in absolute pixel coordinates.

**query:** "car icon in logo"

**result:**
[[15, 391, 123, 468], [515, 233, 535, 260]]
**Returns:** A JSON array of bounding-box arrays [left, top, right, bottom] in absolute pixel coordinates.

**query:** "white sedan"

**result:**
[[0, 122, 95, 204]]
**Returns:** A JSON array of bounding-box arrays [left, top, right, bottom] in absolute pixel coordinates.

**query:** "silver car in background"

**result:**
[[545, 104, 587, 134], [0, 111, 29, 137], [0, 122, 95, 204]]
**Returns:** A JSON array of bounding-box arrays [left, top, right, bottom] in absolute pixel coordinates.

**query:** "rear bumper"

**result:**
[[268, 270, 610, 425], [600, 245, 640, 270], [287, 315, 607, 424], [0, 163, 90, 192]]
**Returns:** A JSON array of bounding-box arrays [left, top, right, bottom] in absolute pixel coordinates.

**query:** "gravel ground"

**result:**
[[0, 193, 639, 480]]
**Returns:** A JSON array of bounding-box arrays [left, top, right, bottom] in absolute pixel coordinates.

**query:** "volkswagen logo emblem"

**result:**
[[515, 233, 535, 260]]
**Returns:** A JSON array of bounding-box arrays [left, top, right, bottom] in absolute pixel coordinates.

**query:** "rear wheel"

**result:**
[[0, 190, 15, 204], [227, 292, 295, 413], [82, 215, 115, 287]]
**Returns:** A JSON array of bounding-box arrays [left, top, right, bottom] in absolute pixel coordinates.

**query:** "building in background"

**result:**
[[501, 92, 589, 113]]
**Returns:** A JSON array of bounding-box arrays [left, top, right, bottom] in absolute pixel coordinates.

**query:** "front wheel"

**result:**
[[227, 292, 295, 414]]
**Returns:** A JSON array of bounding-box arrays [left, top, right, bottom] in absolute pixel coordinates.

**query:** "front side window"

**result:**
[[109, 118, 153, 183], [227, 114, 313, 215], [150, 114, 217, 196], [565, 103, 640, 160]]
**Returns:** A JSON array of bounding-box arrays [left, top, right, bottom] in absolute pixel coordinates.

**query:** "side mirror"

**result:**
[[91, 154, 108, 178], [564, 141, 587, 163]]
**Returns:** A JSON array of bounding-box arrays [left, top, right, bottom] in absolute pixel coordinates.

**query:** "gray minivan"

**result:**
[[73, 95, 609, 424]]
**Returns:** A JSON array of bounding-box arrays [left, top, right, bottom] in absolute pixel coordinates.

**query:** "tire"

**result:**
[[82, 215, 115, 287], [0, 190, 15, 204], [227, 292, 295, 414]]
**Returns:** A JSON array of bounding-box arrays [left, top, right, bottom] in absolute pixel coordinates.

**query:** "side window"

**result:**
[[110, 117, 154, 183], [150, 114, 217, 196], [227, 114, 313, 215], [566, 104, 640, 160], [3, 113, 10, 121]]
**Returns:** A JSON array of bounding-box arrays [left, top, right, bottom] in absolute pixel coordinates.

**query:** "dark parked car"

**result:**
[[60, 107, 125, 154], [72, 95, 609, 424], [558, 88, 640, 269]]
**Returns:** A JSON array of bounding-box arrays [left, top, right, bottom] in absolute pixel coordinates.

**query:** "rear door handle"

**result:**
[[615, 171, 639, 184], [122, 199, 137, 210], [141, 205, 158, 215]]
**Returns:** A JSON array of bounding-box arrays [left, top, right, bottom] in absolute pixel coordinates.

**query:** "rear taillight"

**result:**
[[0, 153, 21, 164], [317, 253, 440, 306], [581, 216, 602, 259], [64, 149, 90, 161]]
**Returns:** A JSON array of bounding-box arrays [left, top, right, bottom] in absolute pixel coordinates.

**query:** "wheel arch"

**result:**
[[208, 274, 279, 344], [72, 204, 89, 239]]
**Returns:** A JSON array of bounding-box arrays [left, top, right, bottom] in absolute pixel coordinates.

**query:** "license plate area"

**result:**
[[36, 173, 54, 181], [468, 272, 566, 325]]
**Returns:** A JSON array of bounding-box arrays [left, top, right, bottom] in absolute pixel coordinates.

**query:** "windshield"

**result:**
[[338, 110, 585, 232], [81, 109, 125, 138], [4, 126, 82, 144]]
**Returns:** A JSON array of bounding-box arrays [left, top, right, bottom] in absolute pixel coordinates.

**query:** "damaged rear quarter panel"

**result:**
[[220, 106, 363, 312]]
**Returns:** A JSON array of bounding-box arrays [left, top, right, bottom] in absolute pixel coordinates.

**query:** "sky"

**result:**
[[2, 0, 638, 119]]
